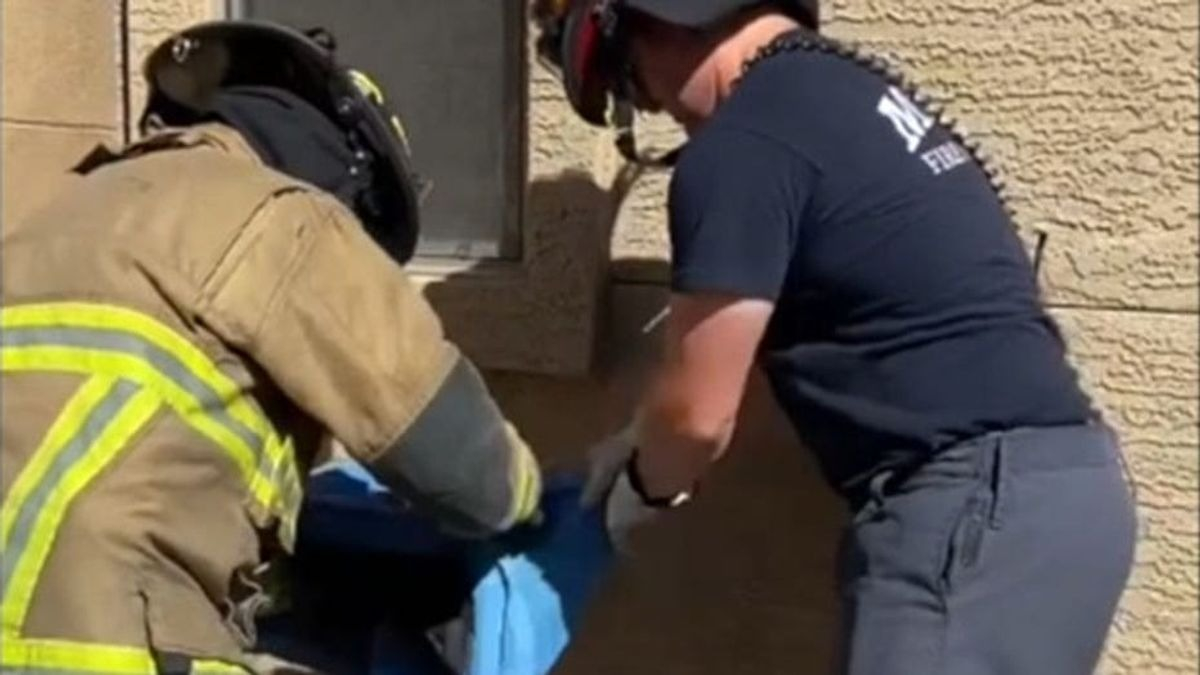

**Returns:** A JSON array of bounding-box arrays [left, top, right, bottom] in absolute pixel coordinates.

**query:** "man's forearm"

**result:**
[[628, 293, 772, 499], [632, 370, 737, 498]]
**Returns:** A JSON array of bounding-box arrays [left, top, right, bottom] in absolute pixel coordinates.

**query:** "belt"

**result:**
[[854, 421, 1128, 513], [941, 422, 1120, 476]]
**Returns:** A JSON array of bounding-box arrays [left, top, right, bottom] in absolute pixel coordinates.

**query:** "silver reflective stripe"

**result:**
[[1, 327, 263, 456], [0, 379, 139, 593]]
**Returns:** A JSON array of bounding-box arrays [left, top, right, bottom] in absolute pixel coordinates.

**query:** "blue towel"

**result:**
[[260, 460, 615, 675], [464, 479, 614, 675]]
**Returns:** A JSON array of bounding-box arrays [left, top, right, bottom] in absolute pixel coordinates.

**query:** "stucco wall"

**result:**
[[1, 0, 1196, 673], [1, 0, 123, 226]]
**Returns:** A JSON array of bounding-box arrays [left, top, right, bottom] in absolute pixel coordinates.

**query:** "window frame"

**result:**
[[225, 0, 526, 261]]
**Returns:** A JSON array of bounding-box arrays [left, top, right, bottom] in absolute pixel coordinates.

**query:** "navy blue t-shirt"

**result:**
[[667, 46, 1093, 501]]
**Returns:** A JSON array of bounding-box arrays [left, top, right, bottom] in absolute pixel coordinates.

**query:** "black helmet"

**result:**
[[620, 0, 817, 34], [141, 20, 425, 263], [535, 0, 818, 163]]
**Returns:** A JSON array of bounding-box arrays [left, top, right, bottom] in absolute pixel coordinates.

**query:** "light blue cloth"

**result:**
[[464, 475, 613, 675], [469, 554, 569, 675]]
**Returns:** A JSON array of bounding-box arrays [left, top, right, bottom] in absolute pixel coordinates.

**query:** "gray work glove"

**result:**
[[581, 424, 691, 550]]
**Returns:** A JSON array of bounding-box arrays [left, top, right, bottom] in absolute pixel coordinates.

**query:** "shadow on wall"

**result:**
[[421, 167, 644, 376], [428, 167, 849, 674], [421, 164, 666, 467]]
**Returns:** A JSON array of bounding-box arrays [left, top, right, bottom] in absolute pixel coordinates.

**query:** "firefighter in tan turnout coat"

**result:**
[[0, 20, 542, 673]]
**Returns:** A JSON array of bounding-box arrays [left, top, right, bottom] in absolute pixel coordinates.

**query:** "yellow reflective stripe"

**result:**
[[1, 303, 282, 464], [507, 427, 542, 525], [267, 434, 302, 546], [0, 304, 292, 502], [2, 347, 277, 514], [2, 637, 157, 673], [0, 303, 288, 672], [2, 377, 142, 633], [0, 637, 247, 673], [1, 386, 160, 631], [349, 69, 386, 104], [1, 375, 118, 547], [387, 113, 411, 149], [347, 69, 413, 149]]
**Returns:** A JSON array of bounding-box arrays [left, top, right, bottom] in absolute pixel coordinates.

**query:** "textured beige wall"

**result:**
[[1058, 310, 1198, 673], [1, 0, 123, 226], [2, 0, 1195, 673]]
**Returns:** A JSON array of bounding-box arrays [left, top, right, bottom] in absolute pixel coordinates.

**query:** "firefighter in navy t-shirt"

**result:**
[[537, 1, 1137, 673]]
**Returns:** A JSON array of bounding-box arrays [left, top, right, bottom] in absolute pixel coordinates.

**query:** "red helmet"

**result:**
[[535, 0, 819, 140]]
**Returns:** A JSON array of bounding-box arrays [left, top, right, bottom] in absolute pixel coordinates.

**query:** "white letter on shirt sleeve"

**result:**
[[877, 86, 934, 154]]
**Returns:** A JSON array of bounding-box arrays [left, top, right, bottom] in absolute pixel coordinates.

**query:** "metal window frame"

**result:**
[[224, 0, 526, 261]]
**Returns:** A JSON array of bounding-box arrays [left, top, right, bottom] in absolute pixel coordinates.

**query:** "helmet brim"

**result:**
[[624, 0, 818, 30]]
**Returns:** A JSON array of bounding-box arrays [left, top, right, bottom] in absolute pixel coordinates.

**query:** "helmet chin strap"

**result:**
[[611, 97, 684, 168]]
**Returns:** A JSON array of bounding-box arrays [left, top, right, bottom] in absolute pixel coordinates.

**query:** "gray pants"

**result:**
[[837, 424, 1137, 675]]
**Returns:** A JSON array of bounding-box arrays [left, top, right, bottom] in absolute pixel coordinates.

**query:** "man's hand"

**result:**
[[580, 424, 693, 550]]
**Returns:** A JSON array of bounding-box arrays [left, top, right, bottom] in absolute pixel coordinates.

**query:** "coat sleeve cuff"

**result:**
[[366, 354, 542, 537]]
